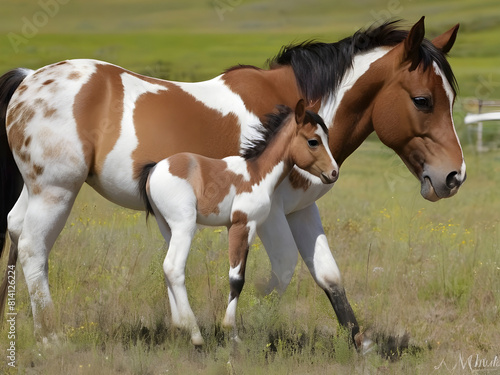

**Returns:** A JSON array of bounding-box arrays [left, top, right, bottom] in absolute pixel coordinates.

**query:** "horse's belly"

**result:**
[[86, 172, 144, 210]]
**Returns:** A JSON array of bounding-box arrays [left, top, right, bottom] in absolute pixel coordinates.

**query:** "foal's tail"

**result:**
[[0, 68, 31, 258], [138, 162, 157, 219]]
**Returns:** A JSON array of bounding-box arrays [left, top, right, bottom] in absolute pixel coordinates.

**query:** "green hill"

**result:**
[[1, 0, 500, 99]]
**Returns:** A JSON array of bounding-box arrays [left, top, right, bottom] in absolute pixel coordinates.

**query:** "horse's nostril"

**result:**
[[332, 169, 338, 179], [446, 171, 459, 189]]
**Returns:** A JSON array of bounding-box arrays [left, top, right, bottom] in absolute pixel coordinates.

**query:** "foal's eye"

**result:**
[[308, 139, 319, 148], [412, 96, 432, 112]]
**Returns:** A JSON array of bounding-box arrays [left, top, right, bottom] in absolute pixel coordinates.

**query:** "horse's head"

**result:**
[[291, 99, 339, 184], [372, 17, 465, 201]]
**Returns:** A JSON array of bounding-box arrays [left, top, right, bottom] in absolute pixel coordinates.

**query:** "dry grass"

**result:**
[[0, 140, 498, 374]]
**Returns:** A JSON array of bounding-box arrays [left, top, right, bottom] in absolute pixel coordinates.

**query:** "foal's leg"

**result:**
[[17, 184, 81, 341], [287, 203, 361, 347], [222, 219, 254, 340], [163, 218, 202, 345], [151, 213, 183, 330], [148, 166, 202, 345]]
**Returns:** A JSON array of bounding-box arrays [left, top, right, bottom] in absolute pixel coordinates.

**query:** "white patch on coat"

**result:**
[[96, 72, 168, 208], [433, 61, 466, 178], [174, 77, 262, 152]]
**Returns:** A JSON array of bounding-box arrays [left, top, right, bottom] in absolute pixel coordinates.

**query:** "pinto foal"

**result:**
[[139, 100, 338, 345]]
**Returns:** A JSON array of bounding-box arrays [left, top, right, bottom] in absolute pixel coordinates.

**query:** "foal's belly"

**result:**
[[196, 213, 231, 227]]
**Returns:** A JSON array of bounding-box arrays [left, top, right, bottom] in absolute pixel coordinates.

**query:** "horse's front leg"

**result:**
[[222, 218, 254, 341], [286, 203, 361, 348], [256, 203, 298, 294]]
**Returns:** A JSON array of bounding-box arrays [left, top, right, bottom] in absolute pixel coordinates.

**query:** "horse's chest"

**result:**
[[277, 177, 334, 214]]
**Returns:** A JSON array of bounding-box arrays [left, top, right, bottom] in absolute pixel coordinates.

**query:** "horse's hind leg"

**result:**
[[17, 184, 81, 341], [0, 186, 28, 315]]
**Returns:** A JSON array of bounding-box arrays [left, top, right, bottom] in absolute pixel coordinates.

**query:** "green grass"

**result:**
[[1, 0, 500, 374]]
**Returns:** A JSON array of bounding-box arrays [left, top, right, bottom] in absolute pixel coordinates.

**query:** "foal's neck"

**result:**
[[245, 120, 296, 192]]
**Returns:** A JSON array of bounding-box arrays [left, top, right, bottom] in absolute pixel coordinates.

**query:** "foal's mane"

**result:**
[[241, 106, 327, 160], [264, 20, 457, 102]]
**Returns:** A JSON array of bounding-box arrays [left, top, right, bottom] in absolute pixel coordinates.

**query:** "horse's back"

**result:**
[[6, 59, 254, 209], [6, 59, 324, 213]]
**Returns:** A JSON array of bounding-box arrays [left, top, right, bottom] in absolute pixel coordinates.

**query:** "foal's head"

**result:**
[[289, 100, 338, 184], [242, 100, 338, 184]]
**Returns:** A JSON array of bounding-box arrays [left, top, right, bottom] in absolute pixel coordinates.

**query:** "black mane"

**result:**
[[241, 105, 328, 160], [267, 20, 457, 101]]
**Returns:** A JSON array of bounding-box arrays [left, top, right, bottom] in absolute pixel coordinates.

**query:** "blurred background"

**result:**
[[2, 0, 500, 145]]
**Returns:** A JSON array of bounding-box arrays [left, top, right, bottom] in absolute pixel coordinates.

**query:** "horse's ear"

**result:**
[[295, 99, 306, 125], [432, 23, 459, 53], [403, 16, 425, 71]]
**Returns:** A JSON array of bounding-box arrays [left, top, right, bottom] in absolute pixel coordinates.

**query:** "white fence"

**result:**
[[463, 99, 500, 152]]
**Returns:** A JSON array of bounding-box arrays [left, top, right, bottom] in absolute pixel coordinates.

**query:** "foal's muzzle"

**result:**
[[321, 169, 338, 184]]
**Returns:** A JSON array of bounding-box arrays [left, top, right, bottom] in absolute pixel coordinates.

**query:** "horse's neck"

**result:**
[[319, 47, 392, 166], [246, 123, 295, 193]]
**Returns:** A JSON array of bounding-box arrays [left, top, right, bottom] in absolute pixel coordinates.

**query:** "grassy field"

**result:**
[[1, 0, 500, 374]]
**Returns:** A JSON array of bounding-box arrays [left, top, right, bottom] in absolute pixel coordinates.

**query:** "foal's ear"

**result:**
[[403, 16, 425, 71], [294, 99, 306, 125], [432, 23, 459, 54]]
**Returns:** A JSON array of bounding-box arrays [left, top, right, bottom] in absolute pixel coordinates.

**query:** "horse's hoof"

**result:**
[[230, 335, 242, 344], [38, 332, 62, 350], [191, 332, 204, 346], [355, 332, 375, 355]]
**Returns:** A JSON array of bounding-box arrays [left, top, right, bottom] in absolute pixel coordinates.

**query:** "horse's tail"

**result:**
[[138, 162, 157, 219], [0, 68, 31, 258]]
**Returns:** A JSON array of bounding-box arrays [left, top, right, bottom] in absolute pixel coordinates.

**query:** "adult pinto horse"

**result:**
[[0, 17, 465, 348]]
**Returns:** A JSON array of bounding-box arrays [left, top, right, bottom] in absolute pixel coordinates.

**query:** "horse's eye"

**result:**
[[308, 139, 319, 148], [412, 96, 432, 111]]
